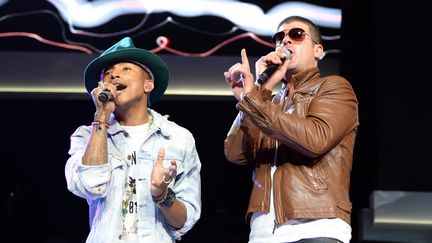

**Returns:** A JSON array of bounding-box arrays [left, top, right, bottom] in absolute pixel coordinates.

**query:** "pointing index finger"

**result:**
[[157, 147, 165, 165], [241, 48, 250, 69]]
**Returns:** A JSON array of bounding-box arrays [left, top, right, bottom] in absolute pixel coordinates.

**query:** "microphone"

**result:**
[[257, 48, 291, 85], [98, 90, 111, 102]]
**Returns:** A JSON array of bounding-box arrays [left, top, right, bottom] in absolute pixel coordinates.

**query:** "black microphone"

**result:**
[[257, 48, 291, 85], [98, 90, 111, 102]]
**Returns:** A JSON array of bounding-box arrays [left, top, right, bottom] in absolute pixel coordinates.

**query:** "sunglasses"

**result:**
[[271, 27, 317, 46]]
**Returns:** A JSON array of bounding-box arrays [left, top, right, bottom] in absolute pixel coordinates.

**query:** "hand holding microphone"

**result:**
[[92, 81, 116, 117], [257, 48, 291, 85], [97, 80, 113, 103]]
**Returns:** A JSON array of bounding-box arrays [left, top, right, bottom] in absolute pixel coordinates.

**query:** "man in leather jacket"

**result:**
[[223, 16, 359, 243]]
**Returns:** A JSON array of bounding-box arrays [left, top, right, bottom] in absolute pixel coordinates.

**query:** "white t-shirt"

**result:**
[[119, 123, 149, 241]]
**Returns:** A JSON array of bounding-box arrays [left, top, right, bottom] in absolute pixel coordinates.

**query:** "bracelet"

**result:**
[[152, 189, 168, 202], [91, 120, 110, 128], [155, 188, 176, 208]]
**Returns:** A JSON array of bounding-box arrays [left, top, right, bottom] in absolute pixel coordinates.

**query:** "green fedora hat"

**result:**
[[84, 37, 169, 105]]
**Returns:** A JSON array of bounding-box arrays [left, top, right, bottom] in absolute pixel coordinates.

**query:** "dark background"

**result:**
[[1, 1, 431, 243]]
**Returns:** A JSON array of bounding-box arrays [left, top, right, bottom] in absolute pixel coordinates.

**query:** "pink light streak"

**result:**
[[0, 32, 94, 54], [150, 32, 273, 57]]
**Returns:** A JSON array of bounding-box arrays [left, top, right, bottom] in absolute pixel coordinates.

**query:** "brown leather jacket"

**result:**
[[224, 67, 359, 226]]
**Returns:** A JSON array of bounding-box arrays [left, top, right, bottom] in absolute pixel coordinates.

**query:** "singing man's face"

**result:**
[[101, 61, 153, 107]]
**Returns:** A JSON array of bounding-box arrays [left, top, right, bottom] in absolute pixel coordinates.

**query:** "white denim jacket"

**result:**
[[65, 109, 201, 243]]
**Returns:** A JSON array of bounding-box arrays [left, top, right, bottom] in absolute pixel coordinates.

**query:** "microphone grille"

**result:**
[[98, 91, 110, 102]]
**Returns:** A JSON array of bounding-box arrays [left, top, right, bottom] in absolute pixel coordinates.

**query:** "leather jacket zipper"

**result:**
[[272, 141, 279, 235], [272, 219, 280, 234]]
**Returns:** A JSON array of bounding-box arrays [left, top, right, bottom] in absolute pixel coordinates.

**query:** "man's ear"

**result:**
[[314, 44, 324, 60], [144, 80, 154, 93]]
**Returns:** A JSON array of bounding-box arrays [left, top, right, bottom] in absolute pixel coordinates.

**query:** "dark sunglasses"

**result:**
[[271, 27, 317, 46]]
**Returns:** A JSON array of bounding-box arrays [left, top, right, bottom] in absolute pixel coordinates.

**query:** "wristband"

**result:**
[[152, 189, 168, 202], [91, 120, 110, 128], [157, 188, 176, 208]]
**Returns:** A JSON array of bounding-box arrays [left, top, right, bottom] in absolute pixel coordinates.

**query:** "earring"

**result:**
[[144, 82, 153, 92]]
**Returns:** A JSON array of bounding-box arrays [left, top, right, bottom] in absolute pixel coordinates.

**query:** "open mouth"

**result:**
[[114, 83, 127, 91]]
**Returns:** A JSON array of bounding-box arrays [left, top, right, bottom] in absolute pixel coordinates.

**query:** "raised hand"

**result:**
[[224, 49, 255, 101], [150, 147, 177, 199]]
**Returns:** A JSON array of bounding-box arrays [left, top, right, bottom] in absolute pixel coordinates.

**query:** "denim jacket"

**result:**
[[65, 108, 201, 242]]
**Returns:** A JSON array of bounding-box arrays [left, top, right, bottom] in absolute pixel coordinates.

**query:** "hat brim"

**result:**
[[84, 48, 169, 105]]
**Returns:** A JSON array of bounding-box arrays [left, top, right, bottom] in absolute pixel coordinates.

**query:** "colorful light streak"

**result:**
[[0, 1, 342, 96], [0, 1, 341, 57]]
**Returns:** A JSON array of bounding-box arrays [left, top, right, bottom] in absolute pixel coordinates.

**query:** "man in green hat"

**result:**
[[65, 37, 202, 242]]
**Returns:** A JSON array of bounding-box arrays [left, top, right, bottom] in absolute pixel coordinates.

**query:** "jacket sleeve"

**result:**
[[169, 132, 202, 239], [237, 76, 359, 158], [64, 125, 112, 200], [224, 88, 274, 165]]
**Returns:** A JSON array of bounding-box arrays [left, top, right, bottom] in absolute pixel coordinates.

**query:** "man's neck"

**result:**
[[116, 107, 149, 126]]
